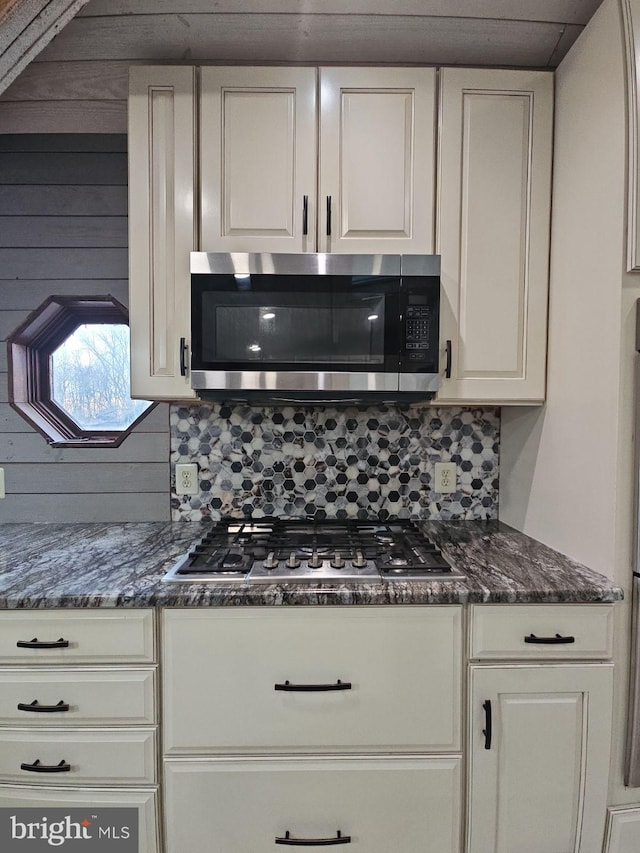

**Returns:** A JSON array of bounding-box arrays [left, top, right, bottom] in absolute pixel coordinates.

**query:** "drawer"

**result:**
[[164, 756, 461, 853], [470, 604, 614, 660], [0, 728, 156, 785], [0, 783, 158, 853], [0, 668, 156, 726], [163, 606, 462, 754], [0, 610, 155, 664]]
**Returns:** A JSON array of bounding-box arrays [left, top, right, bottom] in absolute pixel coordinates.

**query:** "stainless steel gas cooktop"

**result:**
[[163, 518, 464, 584]]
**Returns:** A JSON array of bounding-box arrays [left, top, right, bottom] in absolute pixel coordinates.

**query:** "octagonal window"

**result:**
[[8, 296, 154, 447], [51, 324, 150, 432]]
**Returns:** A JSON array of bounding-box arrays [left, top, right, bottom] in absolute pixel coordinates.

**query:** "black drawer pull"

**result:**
[[482, 699, 492, 750], [274, 679, 351, 693], [302, 194, 309, 236], [524, 633, 576, 645], [17, 637, 69, 649], [17, 699, 69, 713], [276, 830, 351, 846], [20, 759, 70, 773], [326, 195, 332, 237]]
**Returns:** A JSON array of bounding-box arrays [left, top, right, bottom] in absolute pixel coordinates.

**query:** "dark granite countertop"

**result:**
[[0, 520, 623, 608]]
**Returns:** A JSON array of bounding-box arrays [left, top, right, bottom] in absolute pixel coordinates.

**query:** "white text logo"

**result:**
[[10, 816, 92, 847]]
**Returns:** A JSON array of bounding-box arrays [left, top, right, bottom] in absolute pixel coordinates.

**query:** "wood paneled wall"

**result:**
[[0, 133, 170, 522], [0, 0, 603, 133]]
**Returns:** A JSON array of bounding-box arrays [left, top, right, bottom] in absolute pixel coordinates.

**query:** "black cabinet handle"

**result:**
[[326, 196, 332, 236], [276, 830, 351, 846], [482, 699, 492, 750], [302, 195, 309, 236], [274, 679, 351, 692], [524, 633, 575, 645], [17, 700, 69, 713], [20, 759, 70, 773], [179, 337, 188, 377], [16, 637, 69, 649], [445, 339, 452, 379]]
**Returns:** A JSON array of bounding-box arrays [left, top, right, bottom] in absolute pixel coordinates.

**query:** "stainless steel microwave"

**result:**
[[189, 253, 442, 403]]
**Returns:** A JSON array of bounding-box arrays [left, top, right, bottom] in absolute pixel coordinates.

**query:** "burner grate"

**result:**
[[164, 518, 463, 583]]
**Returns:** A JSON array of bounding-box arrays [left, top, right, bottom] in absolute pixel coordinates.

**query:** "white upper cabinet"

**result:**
[[199, 66, 436, 255], [129, 65, 552, 403], [318, 67, 436, 253], [128, 66, 196, 400], [437, 68, 553, 404], [200, 67, 317, 253]]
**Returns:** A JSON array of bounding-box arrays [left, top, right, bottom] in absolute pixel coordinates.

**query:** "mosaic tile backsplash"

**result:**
[[170, 403, 500, 522]]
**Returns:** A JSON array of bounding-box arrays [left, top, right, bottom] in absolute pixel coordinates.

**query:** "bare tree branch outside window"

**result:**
[[51, 324, 150, 431]]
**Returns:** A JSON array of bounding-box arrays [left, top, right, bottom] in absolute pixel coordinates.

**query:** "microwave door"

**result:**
[[205, 298, 387, 366], [191, 260, 403, 393]]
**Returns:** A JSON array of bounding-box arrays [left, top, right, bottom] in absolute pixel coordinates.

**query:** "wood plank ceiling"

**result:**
[[0, 0, 606, 133], [0, 0, 91, 93]]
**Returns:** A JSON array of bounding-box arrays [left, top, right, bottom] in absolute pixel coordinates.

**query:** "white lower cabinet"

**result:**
[[467, 663, 614, 853], [0, 610, 160, 852], [0, 668, 156, 726], [162, 606, 463, 853], [164, 756, 461, 853], [0, 729, 156, 785], [0, 609, 155, 664], [604, 807, 640, 853], [163, 606, 461, 754], [0, 784, 159, 853]]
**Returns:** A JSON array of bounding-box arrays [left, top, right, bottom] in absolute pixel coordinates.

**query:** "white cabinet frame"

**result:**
[[622, 0, 640, 271], [129, 66, 197, 400]]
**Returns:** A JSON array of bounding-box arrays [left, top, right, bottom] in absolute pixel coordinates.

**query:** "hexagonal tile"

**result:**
[[170, 402, 500, 522]]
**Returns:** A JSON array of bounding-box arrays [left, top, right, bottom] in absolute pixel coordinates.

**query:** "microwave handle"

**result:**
[[179, 337, 188, 377], [272, 397, 361, 405]]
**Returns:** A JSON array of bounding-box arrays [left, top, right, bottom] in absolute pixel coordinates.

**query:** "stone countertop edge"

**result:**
[[0, 519, 624, 609]]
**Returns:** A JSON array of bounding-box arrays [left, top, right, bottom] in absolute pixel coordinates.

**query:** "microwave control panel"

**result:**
[[406, 306, 432, 358], [401, 286, 439, 372]]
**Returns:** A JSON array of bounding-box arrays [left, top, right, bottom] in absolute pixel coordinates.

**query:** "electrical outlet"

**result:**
[[434, 462, 457, 494], [175, 463, 199, 496], [0, 467, 4, 499]]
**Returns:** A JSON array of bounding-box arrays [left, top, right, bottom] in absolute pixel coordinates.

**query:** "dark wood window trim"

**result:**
[[7, 295, 155, 448]]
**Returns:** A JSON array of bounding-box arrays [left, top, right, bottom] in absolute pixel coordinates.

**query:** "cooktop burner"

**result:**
[[163, 518, 464, 584]]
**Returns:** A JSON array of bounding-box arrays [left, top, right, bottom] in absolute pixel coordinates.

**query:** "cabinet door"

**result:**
[[164, 756, 461, 853], [468, 664, 614, 853], [128, 66, 196, 400], [200, 67, 317, 253], [604, 807, 640, 853], [437, 69, 553, 403], [319, 67, 436, 254]]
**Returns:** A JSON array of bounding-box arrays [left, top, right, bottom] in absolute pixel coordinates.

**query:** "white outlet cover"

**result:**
[[175, 463, 199, 496], [434, 462, 457, 494]]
